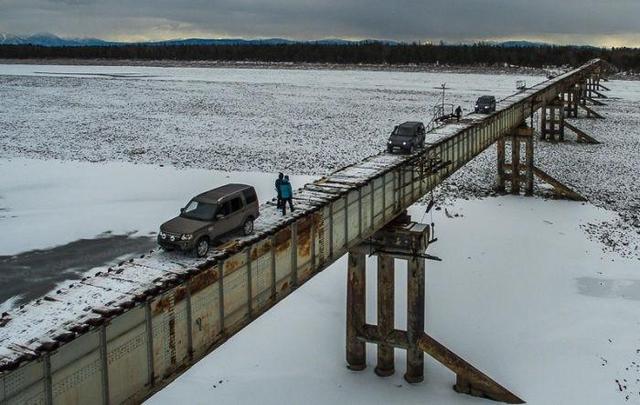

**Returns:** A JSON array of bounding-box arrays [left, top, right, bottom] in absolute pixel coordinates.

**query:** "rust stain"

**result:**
[[275, 228, 292, 253], [223, 254, 245, 276], [189, 268, 219, 295], [152, 294, 173, 315], [280, 281, 289, 292], [174, 285, 188, 303], [168, 317, 177, 366], [298, 226, 311, 259], [251, 240, 272, 261]]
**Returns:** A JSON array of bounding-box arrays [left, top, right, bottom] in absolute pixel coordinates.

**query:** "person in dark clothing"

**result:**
[[279, 175, 294, 215], [275, 172, 284, 209], [455, 105, 462, 122]]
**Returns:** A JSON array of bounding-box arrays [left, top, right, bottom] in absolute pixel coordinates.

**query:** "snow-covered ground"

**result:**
[[0, 63, 639, 403], [147, 196, 640, 405], [0, 157, 314, 256], [0, 64, 542, 174], [0, 157, 314, 305]]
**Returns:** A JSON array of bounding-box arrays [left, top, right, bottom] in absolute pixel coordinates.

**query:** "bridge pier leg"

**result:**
[[510, 133, 521, 195], [498, 125, 533, 196], [540, 99, 564, 142], [496, 137, 506, 192], [563, 87, 579, 118], [346, 251, 366, 371], [347, 216, 524, 403], [375, 255, 395, 377], [405, 253, 426, 383]]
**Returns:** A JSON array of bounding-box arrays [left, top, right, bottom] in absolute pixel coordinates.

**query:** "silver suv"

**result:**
[[158, 184, 260, 257]]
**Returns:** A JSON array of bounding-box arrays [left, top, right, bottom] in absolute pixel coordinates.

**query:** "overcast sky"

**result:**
[[1, 0, 639, 47]]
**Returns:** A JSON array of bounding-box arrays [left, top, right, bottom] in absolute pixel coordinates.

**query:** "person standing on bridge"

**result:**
[[455, 105, 462, 122], [279, 175, 295, 215], [275, 172, 284, 209]]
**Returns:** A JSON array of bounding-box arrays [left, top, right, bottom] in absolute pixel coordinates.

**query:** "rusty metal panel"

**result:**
[[372, 177, 384, 227], [151, 289, 189, 381], [49, 329, 102, 405], [251, 239, 273, 310], [384, 173, 395, 218], [360, 183, 372, 234], [331, 198, 346, 254], [314, 209, 329, 265], [2, 360, 45, 405], [190, 279, 220, 357], [402, 169, 412, 206], [347, 190, 360, 242], [106, 306, 147, 405], [274, 227, 293, 294], [295, 217, 314, 283], [222, 260, 249, 332]]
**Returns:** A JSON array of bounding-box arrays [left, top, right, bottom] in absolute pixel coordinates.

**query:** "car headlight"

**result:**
[[475, 104, 478, 108], [388, 140, 392, 144], [181, 234, 193, 241], [160, 232, 167, 239], [170, 235, 176, 241], [402, 142, 407, 145]]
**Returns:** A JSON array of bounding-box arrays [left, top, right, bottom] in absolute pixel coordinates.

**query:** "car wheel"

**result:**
[[243, 217, 254, 236], [195, 237, 209, 258]]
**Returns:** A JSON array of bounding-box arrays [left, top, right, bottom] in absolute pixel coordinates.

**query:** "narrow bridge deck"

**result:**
[[0, 59, 606, 404]]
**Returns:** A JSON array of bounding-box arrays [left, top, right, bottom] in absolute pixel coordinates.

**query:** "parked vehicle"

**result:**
[[387, 121, 426, 153], [474, 95, 497, 114], [158, 184, 259, 257]]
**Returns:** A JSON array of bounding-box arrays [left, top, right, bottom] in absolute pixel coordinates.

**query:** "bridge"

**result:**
[[0, 59, 610, 404]]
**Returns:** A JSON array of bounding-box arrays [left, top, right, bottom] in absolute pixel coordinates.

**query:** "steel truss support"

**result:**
[[346, 215, 524, 403]]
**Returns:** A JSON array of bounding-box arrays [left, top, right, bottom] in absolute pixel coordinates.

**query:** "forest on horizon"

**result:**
[[1, 42, 639, 72]]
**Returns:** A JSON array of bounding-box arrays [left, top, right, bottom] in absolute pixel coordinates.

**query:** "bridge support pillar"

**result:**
[[346, 215, 524, 403], [496, 125, 533, 196], [540, 99, 564, 142], [375, 254, 395, 377], [346, 251, 366, 371], [563, 86, 579, 119]]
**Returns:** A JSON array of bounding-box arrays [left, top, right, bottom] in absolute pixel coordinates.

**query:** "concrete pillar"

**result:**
[[375, 255, 395, 377], [405, 256, 425, 383], [539, 100, 547, 140], [346, 251, 366, 370], [541, 100, 564, 141], [524, 131, 534, 196], [496, 137, 506, 192], [510, 134, 520, 195], [566, 87, 578, 118]]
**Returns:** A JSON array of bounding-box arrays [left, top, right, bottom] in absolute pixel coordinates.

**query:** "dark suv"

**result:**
[[474, 96, 496, 114], [158, 184, 260, 257], [387, 121, 426, 153]]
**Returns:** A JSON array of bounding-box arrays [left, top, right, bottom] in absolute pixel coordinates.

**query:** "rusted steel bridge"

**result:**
[[0, 59, 610, 404]]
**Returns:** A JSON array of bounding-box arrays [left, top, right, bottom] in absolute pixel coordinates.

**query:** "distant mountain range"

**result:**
[[0, 33, 572, 48], [0, 33, 403, 47]]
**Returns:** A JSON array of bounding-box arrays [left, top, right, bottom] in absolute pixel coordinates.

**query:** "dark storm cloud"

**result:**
[[1, 0, 639, 45]]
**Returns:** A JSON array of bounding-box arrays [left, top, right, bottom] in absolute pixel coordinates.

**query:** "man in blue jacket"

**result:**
[[279, 175, 295, 215]]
